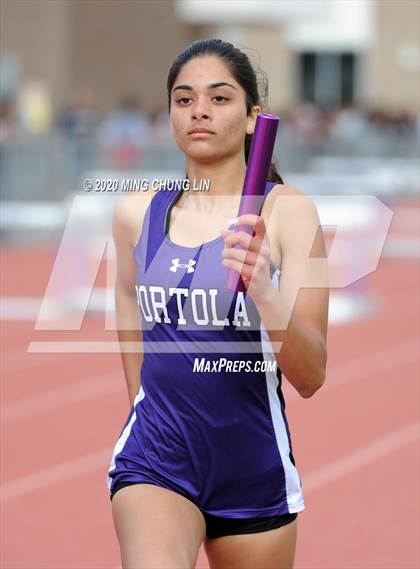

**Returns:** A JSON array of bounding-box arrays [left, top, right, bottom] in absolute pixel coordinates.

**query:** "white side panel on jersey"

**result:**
[[260, 268, 305, 513], [107, 385, 146, 490]]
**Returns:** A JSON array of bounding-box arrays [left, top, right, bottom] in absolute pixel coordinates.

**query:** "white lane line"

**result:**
[[284, 336, 419, 402], [2, 421, 419, 503], [1, 448, 112, 503], [302, 420, 420, 493], [1, 372, 123, 423], [0, 297, 43, 320]]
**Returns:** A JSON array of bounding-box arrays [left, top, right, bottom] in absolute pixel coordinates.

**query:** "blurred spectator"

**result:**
[[17, 80, 53, 134], [291, 103, 327, 144], [329, 104, 369, 140], [150, 103, 172, 144], [0, 95, 24, 144], [57, 86, 98, 142], [138, 102, 184, 169], [97, 95, 152, 169], [57, 86, 99, 188]]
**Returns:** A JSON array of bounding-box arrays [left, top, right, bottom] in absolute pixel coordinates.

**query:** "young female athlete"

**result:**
[[107, 38, 329, 569]]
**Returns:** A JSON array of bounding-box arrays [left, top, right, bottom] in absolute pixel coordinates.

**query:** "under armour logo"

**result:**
[[170, 258, 196, 273]]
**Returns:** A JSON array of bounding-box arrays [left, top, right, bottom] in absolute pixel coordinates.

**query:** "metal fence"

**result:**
[[0, 122, 418, 202]]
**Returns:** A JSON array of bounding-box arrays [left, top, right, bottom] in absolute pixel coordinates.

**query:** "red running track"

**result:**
[[1, 198, 419, 568]]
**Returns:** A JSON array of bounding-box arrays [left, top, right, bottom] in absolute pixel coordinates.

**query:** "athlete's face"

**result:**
[[169, 55, 261, 162]]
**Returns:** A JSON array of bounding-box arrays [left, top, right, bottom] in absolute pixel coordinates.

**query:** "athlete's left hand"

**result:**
[[220, 214, 274, 303]]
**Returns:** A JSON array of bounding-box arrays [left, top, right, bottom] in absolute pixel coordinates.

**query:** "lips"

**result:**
[[188, 128, 214, 134]]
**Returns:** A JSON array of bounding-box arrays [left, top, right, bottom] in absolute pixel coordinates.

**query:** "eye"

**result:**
[[175, 95, 230, 105], [176, 97, 191, 105]]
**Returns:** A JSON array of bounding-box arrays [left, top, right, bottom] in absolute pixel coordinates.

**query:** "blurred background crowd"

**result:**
[[0, 0, 419, 202], [0, 88, 418, 196]]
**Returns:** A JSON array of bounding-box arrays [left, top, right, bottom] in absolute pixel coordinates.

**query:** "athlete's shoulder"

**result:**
[[267, 184, 323, 253], [112, 189, 155, 229], [267, 183, 305, 199], [266, 183, 317, 214], [112, 188, 155, 249], [263, 182, 321, 248], [263, 183, 306, 218]]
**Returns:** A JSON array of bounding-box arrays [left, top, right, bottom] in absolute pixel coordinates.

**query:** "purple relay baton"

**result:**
[[225, 113, 279, 292]]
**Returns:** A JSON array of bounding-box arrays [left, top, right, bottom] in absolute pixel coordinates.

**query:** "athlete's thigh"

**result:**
[[112, 483, 206, 569], [204, 517, 298, 569]]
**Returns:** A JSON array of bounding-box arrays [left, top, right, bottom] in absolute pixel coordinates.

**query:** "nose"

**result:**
[[191, 96, 211, 120]]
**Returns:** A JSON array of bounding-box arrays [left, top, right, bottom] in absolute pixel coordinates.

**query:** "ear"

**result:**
[[246, 105, 262, 135]]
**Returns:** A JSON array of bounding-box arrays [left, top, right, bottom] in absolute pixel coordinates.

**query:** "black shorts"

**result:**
[[110, 480, 298, 539]]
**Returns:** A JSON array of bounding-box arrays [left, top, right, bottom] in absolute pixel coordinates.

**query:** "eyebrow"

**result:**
[[172, 82, 237, 93]]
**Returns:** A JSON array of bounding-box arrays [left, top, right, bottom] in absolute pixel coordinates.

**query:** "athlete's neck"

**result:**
[[184, 154, 246, 208]]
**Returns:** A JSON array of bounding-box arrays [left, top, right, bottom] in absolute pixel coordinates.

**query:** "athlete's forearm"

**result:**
[[254, 283, 326, 398], [116, 329, 143, 407], [115, 285, 144, 407]]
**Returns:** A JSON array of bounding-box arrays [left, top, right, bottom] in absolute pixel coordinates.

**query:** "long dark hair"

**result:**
[[167, 38, 284, 184]]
